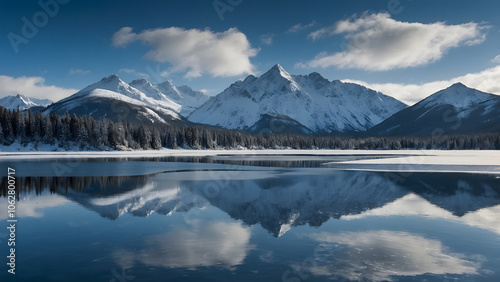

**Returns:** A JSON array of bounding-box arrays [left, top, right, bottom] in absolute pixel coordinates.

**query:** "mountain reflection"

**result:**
[[2, 170, 500, 236]]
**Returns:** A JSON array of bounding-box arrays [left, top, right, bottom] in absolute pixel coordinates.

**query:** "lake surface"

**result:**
[[1, 154, 500, 281]]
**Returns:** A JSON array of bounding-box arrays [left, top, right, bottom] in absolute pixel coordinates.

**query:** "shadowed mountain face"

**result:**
[[7, 169, 500, 236]]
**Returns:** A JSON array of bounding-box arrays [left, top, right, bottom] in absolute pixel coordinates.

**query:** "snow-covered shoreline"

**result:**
[[0, 148, 499, 165]]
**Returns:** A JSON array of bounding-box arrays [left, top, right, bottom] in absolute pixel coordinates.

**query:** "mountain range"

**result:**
[[0, 94, 52, 111], [1, 65, 499, 136], [189, 64, 407, 134]]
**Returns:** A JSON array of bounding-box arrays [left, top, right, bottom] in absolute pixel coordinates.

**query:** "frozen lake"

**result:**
[[1, 151, 500, 281]]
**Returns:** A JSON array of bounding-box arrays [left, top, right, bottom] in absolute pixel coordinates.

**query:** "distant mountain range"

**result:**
[[1, 65, 499, 136], [0, 94, 52, 110]]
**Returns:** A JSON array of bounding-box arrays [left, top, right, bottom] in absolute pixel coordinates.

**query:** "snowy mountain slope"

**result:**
[[129, 79, 181, 112], [0, 94, 52, 110], [188, 64, 406, 134], [156, 81, 211, 116], [368, 83, 500, 136], [43, 75, 183, 124]]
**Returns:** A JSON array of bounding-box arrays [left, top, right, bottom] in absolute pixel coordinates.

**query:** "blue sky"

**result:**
[[1, 0, 500, 104]]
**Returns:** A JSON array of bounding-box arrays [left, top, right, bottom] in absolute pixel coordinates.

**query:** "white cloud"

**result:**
[[112, 27, 258, 78], [260, 33, 275, 45], [112, 221, 253, 270], [118, 68, 135, 74], [118, 68, 148, 78], [299, 12, 488, 71], [492, 55, 500, 63], [286, 21, 316, 33], [111, 26, 136, 47], [303, 230, 479, 281], [344, 65, 500, 105], [0, 193, 69, 220], [69, 68, 91, 75], [0, 75, 77, 102]]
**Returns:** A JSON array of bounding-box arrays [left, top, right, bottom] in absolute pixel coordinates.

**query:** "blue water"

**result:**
[[1, 156, 500, 281]]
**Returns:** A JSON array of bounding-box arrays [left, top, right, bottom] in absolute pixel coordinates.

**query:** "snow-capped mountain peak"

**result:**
[[78, 74, 137, 97], [418, 82, 496, 110], [258, 64, 295, 86], [264, 64, 292, 80]]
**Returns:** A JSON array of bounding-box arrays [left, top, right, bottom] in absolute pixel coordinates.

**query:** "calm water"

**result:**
[[1, 155, 500, 281]]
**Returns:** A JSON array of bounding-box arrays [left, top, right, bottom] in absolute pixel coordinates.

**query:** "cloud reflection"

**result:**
[[304, 230, 479, 281], [0, 193, 69, 220], [113, 221, 252, 270], [342, 193, 500, 236]]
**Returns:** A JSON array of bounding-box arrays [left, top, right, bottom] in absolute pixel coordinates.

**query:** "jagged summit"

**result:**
[[261, 64, 293, 81]]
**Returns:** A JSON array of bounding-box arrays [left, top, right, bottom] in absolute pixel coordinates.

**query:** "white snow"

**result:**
[[129, 79, 182, 112], [157, 81, 210, 116]]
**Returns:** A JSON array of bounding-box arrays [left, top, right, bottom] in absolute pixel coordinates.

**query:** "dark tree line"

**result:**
[[0, 107, 499, 150]]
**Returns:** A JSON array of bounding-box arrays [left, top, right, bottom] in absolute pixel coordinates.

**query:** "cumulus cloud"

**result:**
[[299, 12, 488, 71], [344, 65, 500, 105], [286, 21, 316, 33], [492, 55, 500, 63], [112, 27, 258, 78], [112, 221, 253, 270], [301, 230, 480, 281], [260, 33, 275, 45], [0, 75, 77, 102]]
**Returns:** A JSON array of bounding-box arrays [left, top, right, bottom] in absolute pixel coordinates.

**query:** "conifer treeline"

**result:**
[[0, 107, 499, 150]]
